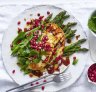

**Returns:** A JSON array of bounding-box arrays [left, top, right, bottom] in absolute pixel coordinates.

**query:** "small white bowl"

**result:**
[[87, 63, 96, 85], [90, 30, 96, 37]]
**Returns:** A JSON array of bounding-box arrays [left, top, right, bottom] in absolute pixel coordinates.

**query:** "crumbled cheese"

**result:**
[[41, 55, 46, 60], [58, 60, 61, 64]]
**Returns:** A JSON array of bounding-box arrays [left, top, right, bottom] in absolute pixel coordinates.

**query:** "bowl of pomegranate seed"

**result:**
[[87, 63, 96, 84]]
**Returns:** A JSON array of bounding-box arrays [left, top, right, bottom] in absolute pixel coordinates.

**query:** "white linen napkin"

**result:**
[[0, 1, 96, 92]]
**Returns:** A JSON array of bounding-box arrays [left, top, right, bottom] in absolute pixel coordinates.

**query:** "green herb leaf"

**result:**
[[72, 59, 78, 65], [33, 58, 40, 63]]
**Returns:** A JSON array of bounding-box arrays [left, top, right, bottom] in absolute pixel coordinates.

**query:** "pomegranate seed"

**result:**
[[29, 27, 33, 30], [42, 36, 48, 41], [43, 57, 48, 63], [73, 56, 76, 60], [26, 21, 31, 25], [55, 55, 62, 62], [34, 19, 40, 27], [12, 70, 15, 74], [43, 80, 47, 82], [62, 57, 70, 66], [36, 82, 39, 84], [76, 35, 80, 40], [37, 13, 40, 16], [47, 11, 50, 15], [17, 21, 21, 25], [41, 86, 45, 91], [47, 66, 54, 74], [39, 16, 44, 20], [31, 83, 34, 86], [24, 28, 28, 32], [29, 73, 33, 77], [30, 45, 34, 49], [30, 41, 36, 45], [54, 48, 57, 51], [18, 28, 22, 33]]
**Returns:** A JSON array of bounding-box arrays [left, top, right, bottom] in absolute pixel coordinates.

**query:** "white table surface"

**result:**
[[0, 0, 96, 92]]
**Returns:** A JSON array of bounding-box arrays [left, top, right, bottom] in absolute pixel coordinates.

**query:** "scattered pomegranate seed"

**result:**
[[36, 82, 39, 84], [47, 11, 50, 15], [12, 70, 15, 74], [43, 57, 48, 63], [55, 55, 62, 62], [76, 35, 80, 40], [39, 16, 44, 20], [17, 21, 21, 25], [29, 73, 33, 77], [73, 56, 76, 60], [31, 83, 34, 86], [24, 28, 28, 32], [41, 86, 45, 91], [34, 19, 40, 27], [62, 57, 70, 66], [37, 13, 40, 16], [26, 21, 31, 25], [53, 51, 56, 55], [47, 66, 54, 74], [18, 28, 22, 33], [30, 26, 33, 30], [43, 80, 47, 82]]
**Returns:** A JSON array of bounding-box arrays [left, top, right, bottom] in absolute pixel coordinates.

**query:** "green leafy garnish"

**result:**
[[72, 59, 78, 65], [88, 10, 96, 33]]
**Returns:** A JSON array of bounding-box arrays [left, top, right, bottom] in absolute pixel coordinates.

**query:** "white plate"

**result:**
[[2, 5, 88, 92]]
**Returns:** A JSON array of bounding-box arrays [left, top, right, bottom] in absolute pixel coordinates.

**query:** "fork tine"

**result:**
[[60, 73, 71, 81]]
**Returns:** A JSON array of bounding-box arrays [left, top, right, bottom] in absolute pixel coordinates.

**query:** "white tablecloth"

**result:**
[[0, 0, 96, 92]]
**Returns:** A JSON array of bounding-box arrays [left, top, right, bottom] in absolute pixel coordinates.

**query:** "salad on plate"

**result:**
[[10, 11, 88, 78]]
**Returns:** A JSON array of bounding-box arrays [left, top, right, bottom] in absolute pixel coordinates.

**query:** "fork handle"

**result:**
[[6, 74, 53, 92], [17, 80, 53, 92]]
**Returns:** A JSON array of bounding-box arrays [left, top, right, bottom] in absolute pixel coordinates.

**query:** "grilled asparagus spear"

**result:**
[[52, 11, 70, 27]]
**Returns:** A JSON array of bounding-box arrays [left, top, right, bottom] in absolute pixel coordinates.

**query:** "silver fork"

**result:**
[[6, 72, 71, 92]]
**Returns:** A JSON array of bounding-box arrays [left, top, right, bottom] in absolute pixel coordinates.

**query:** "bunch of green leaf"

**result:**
[[88, 10, 96, 33]]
